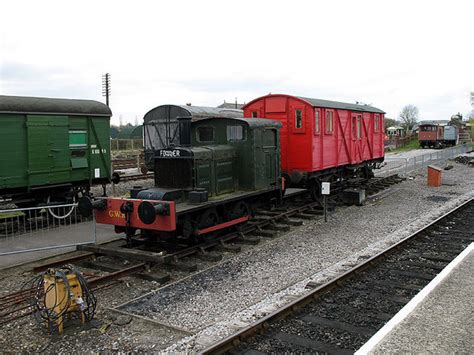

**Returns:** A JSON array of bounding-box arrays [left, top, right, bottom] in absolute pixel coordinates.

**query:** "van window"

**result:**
[[357, 115, 362, 138], [197, 126, 214, 142], [295, 109, 303, 129], [374, 114, 379, 132], [314, 109, 320, 134], [69, 130, 87, 148], [325, 111, 333, 133]]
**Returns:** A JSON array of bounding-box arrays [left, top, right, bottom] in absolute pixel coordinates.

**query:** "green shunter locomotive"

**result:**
[[0, 95, 112, 206], [82, 115, 283, 242]]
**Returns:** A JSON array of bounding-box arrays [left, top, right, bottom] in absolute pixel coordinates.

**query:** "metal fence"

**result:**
[[111, 138, 143, 151], [377, 145, 471, 177], [0, 203, 96, 256], [384, 135, 415, 150]]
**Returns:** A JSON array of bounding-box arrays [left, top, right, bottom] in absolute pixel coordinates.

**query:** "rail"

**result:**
[[200, 198, 473, 354]]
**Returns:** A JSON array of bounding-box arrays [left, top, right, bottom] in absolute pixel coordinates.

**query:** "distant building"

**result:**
[[217, 101, 245, 110], [419, 120, 450, 126], [386, 126, 404, 137]]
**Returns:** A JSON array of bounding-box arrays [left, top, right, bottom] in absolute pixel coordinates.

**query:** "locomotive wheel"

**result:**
[[227, 201, 250, 220], [181, 217, 194, 239], [228, 202, 251, 232], [196, 208, 221, 240], [197, 208, 220, 231]]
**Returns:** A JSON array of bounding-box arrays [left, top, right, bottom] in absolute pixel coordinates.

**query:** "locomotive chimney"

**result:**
[[177, 115, 192, 147]]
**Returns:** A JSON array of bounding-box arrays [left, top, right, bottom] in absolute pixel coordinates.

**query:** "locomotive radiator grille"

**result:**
[[154, 158, 193, 188]]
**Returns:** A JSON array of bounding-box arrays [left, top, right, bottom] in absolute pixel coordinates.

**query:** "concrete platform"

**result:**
[[0, 222, 120, 270], [357, 244, 473, 354]]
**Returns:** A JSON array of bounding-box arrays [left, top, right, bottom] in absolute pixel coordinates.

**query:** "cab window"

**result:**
[[251, 111, 258, 118], [263, 129, 276, 148], [227, 125, 245, 141], [197, 126, 214, 142]]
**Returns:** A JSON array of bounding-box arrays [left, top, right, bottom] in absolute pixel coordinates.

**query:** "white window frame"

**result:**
[[314, 109, 320, 134], [325, 110, 334, 134]]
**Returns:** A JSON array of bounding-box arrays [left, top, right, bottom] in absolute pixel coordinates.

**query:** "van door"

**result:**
[[27, 115, 69, 187]]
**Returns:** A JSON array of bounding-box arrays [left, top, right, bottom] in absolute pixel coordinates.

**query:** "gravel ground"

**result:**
[[0, 159, 472, 352], [91, 173, 154, 198], [142, 162, 474, 352]]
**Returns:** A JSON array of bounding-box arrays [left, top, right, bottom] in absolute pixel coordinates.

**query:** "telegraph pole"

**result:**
[[102, 73, 111, 107]]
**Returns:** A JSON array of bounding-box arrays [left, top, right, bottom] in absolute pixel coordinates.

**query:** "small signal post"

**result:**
[[321, 182, 330, 222]]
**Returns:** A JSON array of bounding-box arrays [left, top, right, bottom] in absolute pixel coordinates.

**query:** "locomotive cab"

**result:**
[[137, 116, 281, 204]]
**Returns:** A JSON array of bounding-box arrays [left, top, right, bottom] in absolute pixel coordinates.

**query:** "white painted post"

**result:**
[[321, 182, 330, 223]]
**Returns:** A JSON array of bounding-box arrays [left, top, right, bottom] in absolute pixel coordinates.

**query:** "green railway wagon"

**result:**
[[0, 95, 112, 205]]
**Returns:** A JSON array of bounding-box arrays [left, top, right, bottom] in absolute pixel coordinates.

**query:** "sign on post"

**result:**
[[321, 182, 330, 195], [321, 182, 330, 222]]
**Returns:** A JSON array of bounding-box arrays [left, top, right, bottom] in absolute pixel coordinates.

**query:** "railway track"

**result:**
[[112, 158, 139, 170], [0, 262, 146, 325], [201, 198, 474, 354], [0, 174, 404, 327], [119, 172, 154, 182]]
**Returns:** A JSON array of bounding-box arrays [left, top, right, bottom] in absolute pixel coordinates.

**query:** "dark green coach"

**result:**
[[0, 95, 112, 205]]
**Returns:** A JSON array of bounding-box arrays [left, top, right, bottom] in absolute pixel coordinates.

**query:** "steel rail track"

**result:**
[[0, 263, 146, 325], [0, 174, 403, 327], [119, 173, 154, 182], [200, 198, 473, 354]]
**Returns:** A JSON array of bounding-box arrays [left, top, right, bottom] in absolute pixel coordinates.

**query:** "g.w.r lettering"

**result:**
[[108, 210, 125, 218]]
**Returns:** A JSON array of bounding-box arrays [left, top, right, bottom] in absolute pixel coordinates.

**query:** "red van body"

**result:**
[[243, 94, 385, 185]]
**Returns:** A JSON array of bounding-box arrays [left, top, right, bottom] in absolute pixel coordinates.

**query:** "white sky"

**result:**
[[1, 0, 473, 125]]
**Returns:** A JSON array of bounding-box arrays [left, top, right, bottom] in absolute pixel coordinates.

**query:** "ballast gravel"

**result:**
[[126, 162, 473, 353], [0, 158, 473, 352]]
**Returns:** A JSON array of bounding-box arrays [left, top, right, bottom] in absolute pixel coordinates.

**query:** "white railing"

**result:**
[[377, 145, 470, 177], [0, 203, 96, 256]]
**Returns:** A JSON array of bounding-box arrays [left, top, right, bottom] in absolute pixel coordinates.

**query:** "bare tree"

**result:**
[[399, 104, 419, 132]]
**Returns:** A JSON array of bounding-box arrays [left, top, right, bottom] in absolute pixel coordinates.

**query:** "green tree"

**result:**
[[384, 117, 398, 131], [449, 112, 463, 127]]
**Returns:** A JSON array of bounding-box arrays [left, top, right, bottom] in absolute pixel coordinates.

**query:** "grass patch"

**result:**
[[390, 138, 420, 153], [0, 211, 25, 219]]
